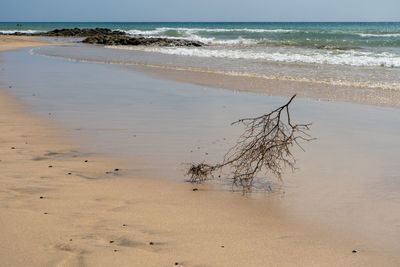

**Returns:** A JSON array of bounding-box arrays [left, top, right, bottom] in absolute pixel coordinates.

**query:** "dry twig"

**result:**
[[186, 95, 313, 192]]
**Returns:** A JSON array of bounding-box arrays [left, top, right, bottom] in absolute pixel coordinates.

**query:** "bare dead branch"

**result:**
[[186, 95, 314, 193]]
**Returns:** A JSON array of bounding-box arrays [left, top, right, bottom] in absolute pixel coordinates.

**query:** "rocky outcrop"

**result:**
[[36, 28, 126, 37], [2, 27, 204, 47], [82, 34, 203, 47]]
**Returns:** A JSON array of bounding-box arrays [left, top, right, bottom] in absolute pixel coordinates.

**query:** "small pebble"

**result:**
[[114, 168, 119, 171], [109, 240, 114, 243], [221, 245, 224, 248], [48, 165, 53, 168], [149, 242, 154, 245], [69, 239, 72, 241], [9, 86, 12, 88], [122, 224, 127, 227], [114, 249, 118, 252], [205, 152, 209, 155], [44, 212, 48, 215], [192, 188, 198, 192], [84, 160, 88, 162], [11, 147, 15, 149], [39, 196, 44, 199], [352, 249, 358, 253], [67, 172, 72, 175], [174, 262, 179, 266]]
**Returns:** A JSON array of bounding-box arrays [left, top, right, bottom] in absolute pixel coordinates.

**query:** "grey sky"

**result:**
[[1, 0, 399, 22]]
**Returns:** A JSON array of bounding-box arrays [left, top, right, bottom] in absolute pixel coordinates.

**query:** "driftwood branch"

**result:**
[[186, 95, 313, 193]]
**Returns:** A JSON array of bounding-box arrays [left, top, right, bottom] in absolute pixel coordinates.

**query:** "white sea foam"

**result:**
[[0, 30, 41, 34], [357, 33, 400, 37], [123, 27, 297, 35], [120, 29, 258, 45], [107, 45, 400, 68]]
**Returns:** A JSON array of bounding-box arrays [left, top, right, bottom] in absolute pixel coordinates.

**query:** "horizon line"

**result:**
[[1, 21, 400, 23]]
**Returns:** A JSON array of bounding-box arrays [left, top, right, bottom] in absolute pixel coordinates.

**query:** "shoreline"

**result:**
[[1, 38, 400, 266], [126, 63, 400, 109], [0, 35, 69, 52]]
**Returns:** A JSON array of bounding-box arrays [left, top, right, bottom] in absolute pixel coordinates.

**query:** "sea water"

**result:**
[[2, 22, 400, 94]]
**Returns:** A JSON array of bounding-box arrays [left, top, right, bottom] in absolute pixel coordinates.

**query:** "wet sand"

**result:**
[[0, 35, 67, 52], [1, 40, 400, 266], [128, 63, 400, 108]]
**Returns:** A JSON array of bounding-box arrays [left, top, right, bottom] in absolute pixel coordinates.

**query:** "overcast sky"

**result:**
[[1, 0, 399, 22]]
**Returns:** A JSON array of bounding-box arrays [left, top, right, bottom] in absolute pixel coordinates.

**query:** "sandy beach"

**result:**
[[1, 36, 400, 266]]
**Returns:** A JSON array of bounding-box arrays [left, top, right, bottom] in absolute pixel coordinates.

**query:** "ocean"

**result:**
[[2, 22, 400, 103]]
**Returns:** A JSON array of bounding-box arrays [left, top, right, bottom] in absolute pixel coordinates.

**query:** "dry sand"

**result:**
[[0, 35, 68, 52], [1, 37, 399, 266]]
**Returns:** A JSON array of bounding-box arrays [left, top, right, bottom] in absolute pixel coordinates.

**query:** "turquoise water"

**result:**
[[2, 22, 400, 50], [3, 22, 400, 69], [5, 22, 400, 98]]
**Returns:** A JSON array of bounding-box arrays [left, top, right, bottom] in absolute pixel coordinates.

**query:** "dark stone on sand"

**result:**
[[114, 168, 119, 171], [3, 27, 205, 47], [68, 172, 72, 175], [69, 239, 72, 241], [40, 196, 44, 199], [114, 249, 118, 252], [40, 28, 126, 37], [84, 160, 88, 162], [9, 86, 12, 88], [174, 262, 179, 265], [192, 188, 198, 191], [48, 165, 53, 168], [221, 245, 224, 248], [149, 242, 154, 245], [352, 249, 358, 253], [11, 147, 15, 149], [82, 34, 203, 47], [44, 212, 48, 214], [109, 240, 114, 243], [122, 224, 127, 226]]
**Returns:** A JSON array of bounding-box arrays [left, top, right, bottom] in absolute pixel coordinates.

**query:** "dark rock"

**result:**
[[44, 212, 48, 214], [122, 224, 127, 227], [114, 168, 119, 171], [48, 165, 53, 168], [84, 160, 88, 162], [82, 34, 203, 47], [149, 242, 154, 245], [11, 147, 15, 149], [39, 27, 126, 37], [40, 196, 45, 199], [2, 27, 204, 47], [221, 245, 225, 248], [192, 188, 198, 191], [68, 172, 72, 175], [352, 249, 358, 253], [109, 240, 114, 243], [174, 263, 179, 266]]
